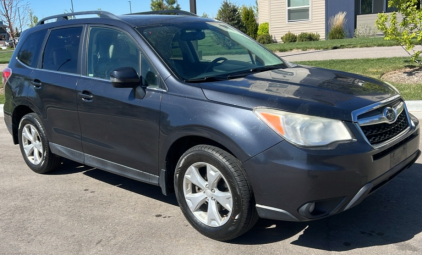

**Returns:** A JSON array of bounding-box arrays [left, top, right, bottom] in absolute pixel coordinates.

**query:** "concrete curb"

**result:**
[[1, 102, 422, 119]]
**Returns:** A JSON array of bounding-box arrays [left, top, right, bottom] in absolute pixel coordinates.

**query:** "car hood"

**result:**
[[199, 65, 399, 122]]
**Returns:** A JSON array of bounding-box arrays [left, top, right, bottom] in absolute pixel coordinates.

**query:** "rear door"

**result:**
[[76, 26, 162, 177], [28, 26, 84, 155]]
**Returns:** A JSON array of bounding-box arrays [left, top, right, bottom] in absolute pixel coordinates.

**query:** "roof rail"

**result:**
[[130, 10, 197, 17], [37, 11, 120, 25]]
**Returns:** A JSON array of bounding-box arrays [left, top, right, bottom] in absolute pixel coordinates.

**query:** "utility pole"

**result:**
[[128, 1, 132, 13], [190, 0, 196, 14], [17, 7, 22, 35]]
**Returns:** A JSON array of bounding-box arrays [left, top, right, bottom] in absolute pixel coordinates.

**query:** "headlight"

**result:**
[[254, 108, 353, 147]]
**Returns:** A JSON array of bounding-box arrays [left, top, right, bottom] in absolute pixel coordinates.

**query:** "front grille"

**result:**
[[360, 110, 409, 145]]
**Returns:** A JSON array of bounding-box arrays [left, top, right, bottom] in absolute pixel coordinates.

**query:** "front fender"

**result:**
[[158, 93, 283, 170]]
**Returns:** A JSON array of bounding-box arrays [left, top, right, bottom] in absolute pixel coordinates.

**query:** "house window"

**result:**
[[287, 0, 310, 22], [359, 0, 400, 14]]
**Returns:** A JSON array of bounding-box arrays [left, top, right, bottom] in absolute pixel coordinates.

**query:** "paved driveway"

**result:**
[[1, 119, 422, 254]]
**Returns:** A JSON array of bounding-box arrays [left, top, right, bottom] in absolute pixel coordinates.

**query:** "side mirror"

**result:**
[[110, 67, 140, 88]]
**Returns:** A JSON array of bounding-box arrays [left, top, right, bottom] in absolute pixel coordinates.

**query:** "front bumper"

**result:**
[[243, 115, 420, 222]]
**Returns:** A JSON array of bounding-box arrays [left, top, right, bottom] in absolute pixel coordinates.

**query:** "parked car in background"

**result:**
[[2, 10, 420, 241], [3, 37, 19, 47], [4, 39, 12, 46]]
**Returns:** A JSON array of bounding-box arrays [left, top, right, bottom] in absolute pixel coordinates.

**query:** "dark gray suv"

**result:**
[[3, 11, 420, 241]]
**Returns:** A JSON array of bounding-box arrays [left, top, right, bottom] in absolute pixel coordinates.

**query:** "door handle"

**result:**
[[78, 91, 94, 102], [31, 79, 42, 88]]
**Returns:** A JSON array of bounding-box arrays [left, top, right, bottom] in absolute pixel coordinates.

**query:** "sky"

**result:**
[[27, 0, 256, 28]]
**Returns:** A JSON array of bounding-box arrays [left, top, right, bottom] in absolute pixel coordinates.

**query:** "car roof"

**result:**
[[36, 10, 216, 29], [120, 14, 215, 27]]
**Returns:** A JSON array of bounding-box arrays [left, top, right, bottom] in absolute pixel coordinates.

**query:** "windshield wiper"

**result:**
[[185, 76, 228, 83], [185, 64, 286, 83], [249, 64, 286, 73], [225, 64, 286, 79]]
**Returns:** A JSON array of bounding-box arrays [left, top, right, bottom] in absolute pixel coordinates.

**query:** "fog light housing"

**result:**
[[298, 197, 345, 219]]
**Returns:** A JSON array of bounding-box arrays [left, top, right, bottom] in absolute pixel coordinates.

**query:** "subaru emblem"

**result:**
[[384, 107, 396, 122]]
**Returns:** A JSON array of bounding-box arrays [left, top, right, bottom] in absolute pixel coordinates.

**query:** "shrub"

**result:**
[[329, 26, 346, 39], [281, 31, 297, 43], [354, 24, 378, 38], [376, 0, 422, 64], [257, 22, 269, 36], [256, 34, 273, 44], [297, 32, 320, 42], [328, 12, 347, 40]]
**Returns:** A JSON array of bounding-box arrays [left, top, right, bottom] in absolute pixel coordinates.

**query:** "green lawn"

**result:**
[[265, 37, 399, 52], [296, 57, 422, 100], [0, 51, 13, 64]]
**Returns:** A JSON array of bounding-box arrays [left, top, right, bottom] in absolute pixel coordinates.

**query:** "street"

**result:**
[[1, 119, 422, 254]]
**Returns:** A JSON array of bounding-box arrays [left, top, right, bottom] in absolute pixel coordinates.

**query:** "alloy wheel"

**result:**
[[21, 124, 44, 165], [183, 162, 233, 227]]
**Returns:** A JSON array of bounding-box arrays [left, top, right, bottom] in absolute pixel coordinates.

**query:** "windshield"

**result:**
[[137, 21, 284, 81]]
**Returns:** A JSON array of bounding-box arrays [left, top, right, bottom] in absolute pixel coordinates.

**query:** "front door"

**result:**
[[77, 26, 162, 176]]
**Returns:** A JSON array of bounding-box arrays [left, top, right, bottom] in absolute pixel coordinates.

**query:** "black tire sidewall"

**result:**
[[18, 113, 52, 173], [175, 147, 247, 240]]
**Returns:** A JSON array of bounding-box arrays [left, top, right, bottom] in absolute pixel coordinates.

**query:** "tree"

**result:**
[[241, 5, 258, 39], [28, 9, 38, 28], [0, 0, 28, 47], [150, 0, 181, 11], [202, 12, 209, 18], [376, 0, 422, 64], [216, 1, 244, 32], [253, 0, 258, 17]]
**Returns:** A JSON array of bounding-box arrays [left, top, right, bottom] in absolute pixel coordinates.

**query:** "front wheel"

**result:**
[[174, 145, 258, 241]]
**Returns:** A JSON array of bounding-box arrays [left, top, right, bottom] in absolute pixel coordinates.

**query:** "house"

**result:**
[[0, 21, 9, 41], [258, 0, 419, 41]]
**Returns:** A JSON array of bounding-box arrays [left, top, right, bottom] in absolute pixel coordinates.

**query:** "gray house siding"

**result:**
[[325, 0, 356, 38]]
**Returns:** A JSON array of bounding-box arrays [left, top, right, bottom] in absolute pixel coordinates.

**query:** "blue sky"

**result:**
[[28, 0, 256, 27]]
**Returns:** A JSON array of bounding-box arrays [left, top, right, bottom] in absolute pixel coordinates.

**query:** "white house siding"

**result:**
[[259, 0, 326, 42], [258, 0, 270, 23]]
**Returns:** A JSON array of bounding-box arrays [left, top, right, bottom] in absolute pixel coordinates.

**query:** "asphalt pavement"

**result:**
[[1, 119, 422, 254]]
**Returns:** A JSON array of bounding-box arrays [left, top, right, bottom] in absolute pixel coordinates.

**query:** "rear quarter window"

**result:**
[[17, 30, 47, 68]]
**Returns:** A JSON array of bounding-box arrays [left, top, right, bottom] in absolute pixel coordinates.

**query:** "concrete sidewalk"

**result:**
[[277, 45, 422, 62]]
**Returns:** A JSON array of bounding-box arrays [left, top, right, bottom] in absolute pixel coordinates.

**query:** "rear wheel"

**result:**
[[174, 145, 258, 241], [18, 113, 61, 174]]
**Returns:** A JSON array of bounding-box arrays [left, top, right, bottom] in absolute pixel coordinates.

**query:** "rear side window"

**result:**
[[42, 27, 82, 74], [17, 30, 47, 68]]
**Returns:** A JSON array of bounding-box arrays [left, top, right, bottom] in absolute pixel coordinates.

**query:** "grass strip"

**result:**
[[296, 57, 422, 100]]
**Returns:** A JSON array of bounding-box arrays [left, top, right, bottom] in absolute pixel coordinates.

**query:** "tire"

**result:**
[[18, 113, 61, 174], [174, 145, 258, 241]]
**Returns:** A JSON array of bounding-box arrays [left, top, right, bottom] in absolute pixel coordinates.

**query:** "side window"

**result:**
[[141, 54, 159, 88], [17, 30, 47, 68], [87, 27, 159, 88], [42, 27, 82, 74], [87, 27, 140, 80]]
